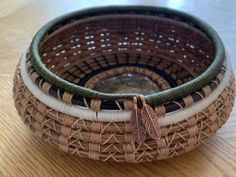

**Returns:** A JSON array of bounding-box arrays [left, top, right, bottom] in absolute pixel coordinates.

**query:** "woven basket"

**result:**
[[13, 6, 235, 163]]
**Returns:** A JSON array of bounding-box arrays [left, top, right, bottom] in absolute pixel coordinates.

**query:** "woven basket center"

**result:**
[[93, 72, 161, 95], [84, 66, 172, 94]]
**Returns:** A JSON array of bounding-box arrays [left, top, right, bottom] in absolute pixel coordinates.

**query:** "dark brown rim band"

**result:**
[[30, 6, 225, 106]]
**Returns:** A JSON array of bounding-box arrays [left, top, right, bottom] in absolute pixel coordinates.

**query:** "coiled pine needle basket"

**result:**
[[13, 6, 235, 163]]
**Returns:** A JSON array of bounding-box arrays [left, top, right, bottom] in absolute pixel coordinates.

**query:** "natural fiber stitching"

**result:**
[[19, 52, 231, 124]]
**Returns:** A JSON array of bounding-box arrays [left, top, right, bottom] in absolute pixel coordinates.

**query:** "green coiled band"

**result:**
[[30, 6, 225, 106]]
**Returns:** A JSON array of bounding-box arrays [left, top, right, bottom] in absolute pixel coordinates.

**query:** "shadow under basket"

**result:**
[[13, 6, 235, 162]]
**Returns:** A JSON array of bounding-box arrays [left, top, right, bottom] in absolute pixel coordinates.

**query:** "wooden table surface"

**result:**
[[0, 0, 236, 177]]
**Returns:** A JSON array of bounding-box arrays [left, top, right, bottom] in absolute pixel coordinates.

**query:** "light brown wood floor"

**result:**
[[0, 0, 235, 177]]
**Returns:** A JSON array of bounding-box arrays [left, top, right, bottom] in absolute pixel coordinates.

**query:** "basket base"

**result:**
[[13, 65, 235, 162]]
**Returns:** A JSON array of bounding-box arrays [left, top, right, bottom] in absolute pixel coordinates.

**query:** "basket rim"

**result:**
[[23, 53, 226, 112], [29, 5, 225, 105], [19, 51, 232, 123]]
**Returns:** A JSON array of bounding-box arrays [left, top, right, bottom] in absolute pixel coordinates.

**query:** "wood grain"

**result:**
[[0, 0, 236, 176]]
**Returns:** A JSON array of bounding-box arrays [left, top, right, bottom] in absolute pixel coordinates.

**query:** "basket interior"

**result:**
[[39, 14, 215, 94]]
